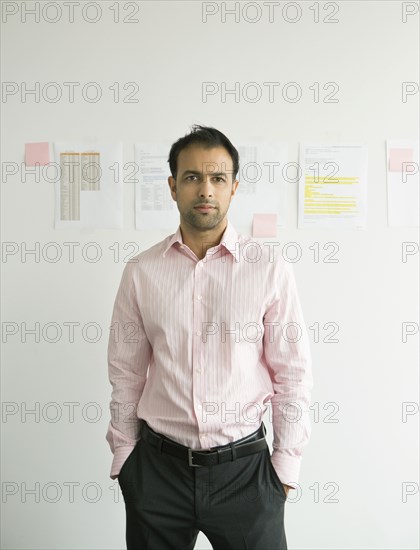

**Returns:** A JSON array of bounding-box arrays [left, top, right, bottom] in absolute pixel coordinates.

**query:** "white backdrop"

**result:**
[[1, 1, 419, 549]]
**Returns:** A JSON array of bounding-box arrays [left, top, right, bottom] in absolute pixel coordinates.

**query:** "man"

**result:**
[[106, 125, 313, 549]]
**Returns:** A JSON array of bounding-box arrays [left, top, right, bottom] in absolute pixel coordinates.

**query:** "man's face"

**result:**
[[168, 145, 239, 231]]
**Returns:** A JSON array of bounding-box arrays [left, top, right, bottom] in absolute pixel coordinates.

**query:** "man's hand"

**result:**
[[282, 484, 292, 497]]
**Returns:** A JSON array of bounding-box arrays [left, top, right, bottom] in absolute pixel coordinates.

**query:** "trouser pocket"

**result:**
[[264, 450, 287, 500], [117, 442, 139, 486]]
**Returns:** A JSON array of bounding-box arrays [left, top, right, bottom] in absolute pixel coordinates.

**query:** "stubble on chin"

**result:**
[[185, 207, 222, 229]]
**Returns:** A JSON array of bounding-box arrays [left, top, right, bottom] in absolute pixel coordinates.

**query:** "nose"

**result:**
[[198, 176, 213, 197]]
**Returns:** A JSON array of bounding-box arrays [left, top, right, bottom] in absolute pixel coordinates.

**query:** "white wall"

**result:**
[[2, 1, 419, 549]]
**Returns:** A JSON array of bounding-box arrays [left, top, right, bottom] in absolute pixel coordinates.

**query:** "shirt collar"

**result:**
[[163, 218, 240, 261]]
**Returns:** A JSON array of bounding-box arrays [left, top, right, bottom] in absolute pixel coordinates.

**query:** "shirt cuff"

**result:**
[[270, 450, 302, 489], [109, 444, 137, 480]]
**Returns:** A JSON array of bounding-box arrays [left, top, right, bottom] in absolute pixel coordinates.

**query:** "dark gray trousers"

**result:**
[[118, 422, 287, 550]]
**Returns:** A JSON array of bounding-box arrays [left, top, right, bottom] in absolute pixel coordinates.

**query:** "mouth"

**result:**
[[194, 205, 215, 212]]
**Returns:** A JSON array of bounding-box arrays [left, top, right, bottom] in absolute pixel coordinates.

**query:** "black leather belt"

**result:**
[[139, 420, 268, 467]]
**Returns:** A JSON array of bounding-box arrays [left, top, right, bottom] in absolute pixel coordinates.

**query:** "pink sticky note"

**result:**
[[389, 148, 414, 172], [25, 142, 50, 166], [252, 214, 277, 237]]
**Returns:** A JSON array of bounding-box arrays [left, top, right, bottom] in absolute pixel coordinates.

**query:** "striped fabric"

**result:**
[[106, 219, 313, 488]]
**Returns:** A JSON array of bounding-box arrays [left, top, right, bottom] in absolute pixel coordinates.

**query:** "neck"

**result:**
[[180, 220, 228, 260]]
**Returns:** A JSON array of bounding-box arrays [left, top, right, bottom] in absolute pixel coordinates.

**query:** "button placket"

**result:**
[[192, 261, 205, 427]]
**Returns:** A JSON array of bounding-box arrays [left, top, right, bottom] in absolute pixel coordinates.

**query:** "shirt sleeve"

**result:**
[[262, 257, 313, 489], [105, 261, 152, 480]]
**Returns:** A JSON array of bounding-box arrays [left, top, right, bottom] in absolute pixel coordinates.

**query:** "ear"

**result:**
[[231, 179, 239, 197], [168, 176, 176, 200]]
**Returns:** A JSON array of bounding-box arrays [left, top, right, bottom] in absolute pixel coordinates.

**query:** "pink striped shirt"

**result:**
[[106, 219, 313, 488]]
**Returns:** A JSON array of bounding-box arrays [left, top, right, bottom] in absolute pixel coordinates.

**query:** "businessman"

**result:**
[[106, 125, 313, 549]]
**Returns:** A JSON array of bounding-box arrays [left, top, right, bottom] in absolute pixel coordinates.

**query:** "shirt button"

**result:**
[[196, 331, 202, 336], [196, 368, 201, 374], [197, 295, 202, 300]]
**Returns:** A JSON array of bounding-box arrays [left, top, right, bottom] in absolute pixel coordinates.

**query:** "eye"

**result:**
[[213, 177, 225, 183], [185, 175, 198, 181]]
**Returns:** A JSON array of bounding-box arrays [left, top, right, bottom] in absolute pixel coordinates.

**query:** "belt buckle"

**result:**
[[188, 448, 201, 468]]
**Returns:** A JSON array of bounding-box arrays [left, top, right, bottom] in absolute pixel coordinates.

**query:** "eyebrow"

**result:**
[[180, 170, 229, 178]]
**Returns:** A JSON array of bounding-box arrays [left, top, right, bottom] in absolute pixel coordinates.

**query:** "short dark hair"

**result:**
[[168, 124, 239, 181]]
